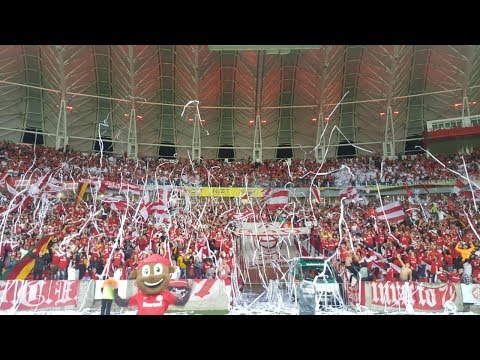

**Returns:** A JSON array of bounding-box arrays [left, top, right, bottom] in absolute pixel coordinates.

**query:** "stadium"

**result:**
[[0, 45, 479, 315]]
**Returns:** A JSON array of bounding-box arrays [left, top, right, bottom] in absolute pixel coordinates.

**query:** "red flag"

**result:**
[[311, 185, 321, 203]]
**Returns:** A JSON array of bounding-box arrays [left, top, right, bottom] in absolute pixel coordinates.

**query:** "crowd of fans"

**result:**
[[0, 197, 237, 283], [0, 140, 479, 289], [1, 141, 480, 188]]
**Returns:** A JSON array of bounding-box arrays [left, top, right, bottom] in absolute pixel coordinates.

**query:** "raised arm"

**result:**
[[113, 289, 129, 307], [397, 254, 405, 267]]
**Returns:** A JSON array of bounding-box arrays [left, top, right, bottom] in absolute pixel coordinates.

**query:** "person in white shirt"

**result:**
[[67, 260, 78, 280]]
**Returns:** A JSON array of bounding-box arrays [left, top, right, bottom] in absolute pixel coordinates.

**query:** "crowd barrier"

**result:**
[[0, 279, 478, 314]]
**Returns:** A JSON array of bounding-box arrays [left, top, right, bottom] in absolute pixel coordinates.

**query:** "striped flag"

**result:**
[[376, 201, 406, 222], [266, 189, 289, 210], [148, 202, 168, 215]]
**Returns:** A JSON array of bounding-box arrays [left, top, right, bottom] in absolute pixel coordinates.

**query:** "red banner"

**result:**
[[0, 280, 80, 310], [370, 281, 456, 311], [424, 126, 480, 142]]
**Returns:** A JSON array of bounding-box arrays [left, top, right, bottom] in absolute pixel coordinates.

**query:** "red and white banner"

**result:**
[[370, 281, 456, 311], [376, 201, 406, 222], [0, 280, 80, 310]]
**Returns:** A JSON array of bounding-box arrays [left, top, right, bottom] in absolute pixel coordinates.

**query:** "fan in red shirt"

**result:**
[[385, 263, 396, 282], [114, 254, 191, 315]]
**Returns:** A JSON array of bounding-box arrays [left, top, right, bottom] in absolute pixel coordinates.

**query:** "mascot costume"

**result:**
[[114, 254, 191, 315]]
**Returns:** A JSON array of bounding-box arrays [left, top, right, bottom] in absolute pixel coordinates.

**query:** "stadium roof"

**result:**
[[0, 45, 478, 160]]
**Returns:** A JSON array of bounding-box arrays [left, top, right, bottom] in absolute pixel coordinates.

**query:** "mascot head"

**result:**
[[130, 254, 174, 295]]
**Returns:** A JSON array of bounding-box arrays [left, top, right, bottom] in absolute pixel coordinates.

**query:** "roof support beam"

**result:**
[[314, 46, 329, 162], [253, 51, 265, 163], [404, 46, 430, 144], [218, 51, 237, 158], [158, 46, 177, 154], [461, 46, 475, 117], [94, 45, 114, 155], [191, 46, 202, 161], [276, 51, 298, 158], [55, 46, 68, 151], [338, 46, 362, 155], [126, 45, 138, 158], [383, 46, 400, 159], [22, 45, 44, 143]]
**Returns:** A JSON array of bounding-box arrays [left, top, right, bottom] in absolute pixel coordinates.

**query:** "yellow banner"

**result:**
[[184, 187, 265, 197]]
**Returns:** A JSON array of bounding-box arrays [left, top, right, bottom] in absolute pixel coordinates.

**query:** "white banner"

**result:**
[[239, 223, 310, 268], [461, 284, 480, 305]]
